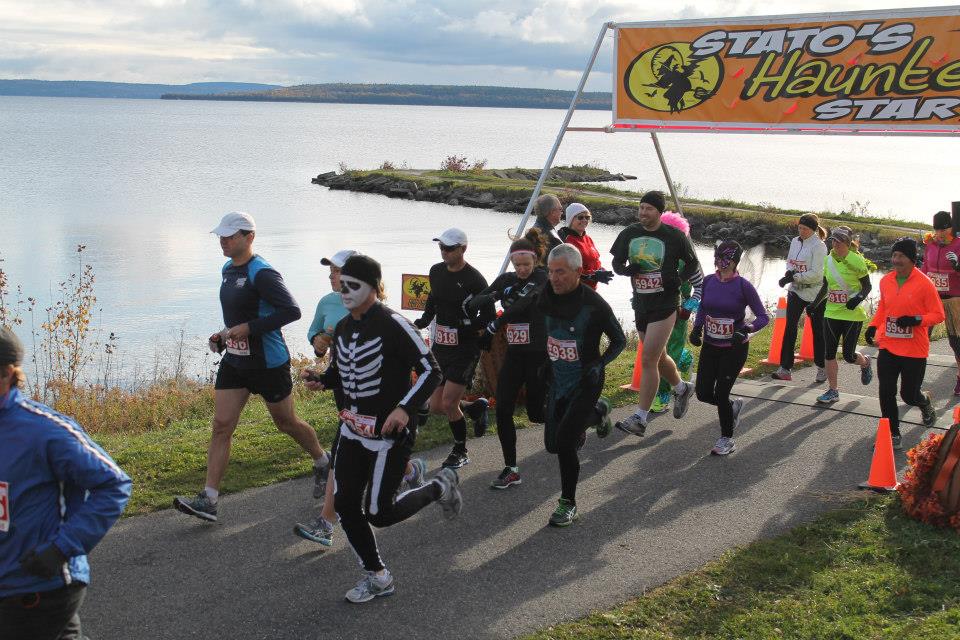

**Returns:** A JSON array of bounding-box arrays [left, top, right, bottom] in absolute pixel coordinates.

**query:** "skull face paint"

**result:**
[[340, 274, 373, 310]]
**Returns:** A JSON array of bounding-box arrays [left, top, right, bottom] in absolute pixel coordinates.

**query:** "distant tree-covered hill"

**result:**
[[161, 83, 612, 110], [0, 80, 280, 99]]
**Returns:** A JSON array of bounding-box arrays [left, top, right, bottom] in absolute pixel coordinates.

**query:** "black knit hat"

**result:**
[[0, 326, 23, 366], [639, 190, 666, 213], [341, 254, 382, 289], [933, 210, 952, 230], [891, 237, 919, 264]]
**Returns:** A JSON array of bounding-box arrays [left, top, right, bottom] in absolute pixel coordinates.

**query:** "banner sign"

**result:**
[[400, 274, 431, 311], [613, 7, 960, 134]]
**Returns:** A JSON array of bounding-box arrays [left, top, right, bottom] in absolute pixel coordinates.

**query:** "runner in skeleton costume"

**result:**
[[920, 210, 960, 395]]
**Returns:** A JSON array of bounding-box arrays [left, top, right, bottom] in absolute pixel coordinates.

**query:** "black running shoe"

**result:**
[[441, 448, 470, 469], [173, 491, 218, 522], [920, 392, 936, 427], [467, 398, 489, 437], [491, 467, 521, 490]]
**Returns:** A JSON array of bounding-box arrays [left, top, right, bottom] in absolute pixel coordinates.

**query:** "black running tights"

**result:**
[[876, 348, 928, 437], [695, 341, 748, 438], [544, 379, 603, 504], [495, 349, 547, 467]]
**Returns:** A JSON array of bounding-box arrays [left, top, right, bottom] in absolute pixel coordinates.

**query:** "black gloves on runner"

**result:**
[[582, 361, 604, 387], [20, 545, 67, 579], [688, 325, 703, 347], [778, 270, 796, 288], [478, 322, 496, 351], [864, 325, 877, 345], [586, 269, 614, 284], [845, 293, 864, 310], [466, 292, 496, 315], [413, 317, 430, 330], [948, 251, 960, 270], [733, 329, 749, 344], [896, 315, 922, 328]]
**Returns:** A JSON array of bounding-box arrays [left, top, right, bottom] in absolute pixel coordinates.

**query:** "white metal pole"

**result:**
[[650, 132, 685, 217], [498, 21, 612, 275]]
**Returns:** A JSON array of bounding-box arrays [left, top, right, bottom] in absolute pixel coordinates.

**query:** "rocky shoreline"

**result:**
[[312, 170, 904, 265]]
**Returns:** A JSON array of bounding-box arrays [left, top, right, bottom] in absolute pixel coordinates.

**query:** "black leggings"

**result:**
[[695, 341, 749, 438], [495, 349, 547, 467], [544, 378, 603, 504], [823, 318, 863, 363], [333, 430, 441, 572], [877, 349, 929, 437], [0, 583, 85, 640], [780, 291, 825, 369]]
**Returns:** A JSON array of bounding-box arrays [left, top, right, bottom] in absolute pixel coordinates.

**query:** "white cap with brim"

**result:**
[[433, 228, 468, 246], [321, 249, 358, 268], [211, 211, 256, 237], [565, 203, 589, 226]]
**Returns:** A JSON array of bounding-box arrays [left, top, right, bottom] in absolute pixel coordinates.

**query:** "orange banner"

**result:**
[[400, 273, 431, 311], [614, 7, 960, 134]]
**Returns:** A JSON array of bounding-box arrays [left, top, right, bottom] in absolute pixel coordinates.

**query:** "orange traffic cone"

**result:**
[[858, 418, 899, 492], [620, 339, 644, 391], [796, 314, 814, 361], [760, 296, 788, 365], [953, 405, 960, 425]]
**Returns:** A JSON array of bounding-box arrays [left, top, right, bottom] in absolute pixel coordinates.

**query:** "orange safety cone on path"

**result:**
[[620, 340, 644, 391], [760, 296, 788, 366], [858, 418, 899, 492], [796, 314, 814, 361]]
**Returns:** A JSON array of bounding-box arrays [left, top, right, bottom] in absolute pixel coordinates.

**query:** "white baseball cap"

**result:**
[[321, 249, 358, 268], [565, 203, 589, 226], [211, 211, 256, 237], [433, 228, 468, 246]]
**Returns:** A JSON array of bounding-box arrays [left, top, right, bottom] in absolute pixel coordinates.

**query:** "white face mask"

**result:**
[[340, 274, 373, 310]]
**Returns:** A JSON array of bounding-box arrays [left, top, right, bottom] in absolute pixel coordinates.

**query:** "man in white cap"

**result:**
[[414, 228, 495, 469], [174, 212, 331, 522]]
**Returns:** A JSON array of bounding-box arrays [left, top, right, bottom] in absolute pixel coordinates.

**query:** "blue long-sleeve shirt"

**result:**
[[307, 291, 348, 345], [693, 274, 770, 347], [0, 387, 131, 597]]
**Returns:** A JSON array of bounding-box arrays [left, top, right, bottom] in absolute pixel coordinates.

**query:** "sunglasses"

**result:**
[[439, 244, 462, 252], [575, 214, 591, 221]]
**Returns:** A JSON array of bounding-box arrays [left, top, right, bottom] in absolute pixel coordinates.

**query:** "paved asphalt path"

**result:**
[[83, 342, 958, 639]]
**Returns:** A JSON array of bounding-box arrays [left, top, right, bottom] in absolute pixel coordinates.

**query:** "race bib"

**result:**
[[434, 324, 459, 346], [931, 271, 950, 292], [505, 323, 530, 345], [0, 481, 9, 533], [705, 315, 735, 340], [339, 409, 378, 438], [885, 317, 914, 339], [789, 259, 808, 273], [547, 336, 580, 362], [225, 336, 250, 356], [827, 290, 849, 304], [632, 272, 664, 294]]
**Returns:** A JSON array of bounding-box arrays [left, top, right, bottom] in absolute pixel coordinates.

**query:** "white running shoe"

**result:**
[[345, 570, 395, 603], [673, 381, 695, 419], [711, 437, 736, 456], [815, 367, 827, 383]]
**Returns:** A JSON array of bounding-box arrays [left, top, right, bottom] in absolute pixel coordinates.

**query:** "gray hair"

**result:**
[[534, 194, 561, 219], [547, 243, 583, 270]]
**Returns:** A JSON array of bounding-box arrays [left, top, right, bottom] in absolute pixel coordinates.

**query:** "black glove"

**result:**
[[20, 545, 67, 579], [689, 325, 703, 347], [466, 292, 495, 315], [413, 317, 430, 330], [582, 361, 603, 387], [591, 269, 614, 284], [778, 270, 796, 288], [845, 294, 864, 310], [864, 325, 877, 345], [478, 322, 496, 351], [896, 315, 922, 328], [733, 329, 749, 344], [948, 251, 959, 269]]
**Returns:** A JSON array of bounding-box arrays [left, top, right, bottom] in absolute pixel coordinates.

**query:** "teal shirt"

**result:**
[[307, 291, 348, 344]]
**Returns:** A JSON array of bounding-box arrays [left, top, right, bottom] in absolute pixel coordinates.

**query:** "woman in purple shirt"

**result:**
[[689, 241, 769, 455]]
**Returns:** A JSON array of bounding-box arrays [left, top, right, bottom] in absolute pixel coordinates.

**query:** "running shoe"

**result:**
[[711, 437, 736, 456], [892, 434, 903, 450], [595, 398, 612, 438], [816, 389, 840, 404], [954, 376, 960, 397], [467, 398, 489, 437], [491, 467, 521, 490], [293, 515, 334, 546], [672, 381, 695, 419], [435, 468, 463, 519], [771, 367, 792, 381], [615, 413, 647, 437], [920, 392, 936, 427], [860, 354, 873, 386], [313, 453, 330, 500], [400, 458, 428, 492], [649, 393, 669, 414], [345, 570, 395, 604], [548, 498, 579, 527], [173, 491, 218, 523], [815, 367, 827, 383], [441, 448, 470, 469], [730, 398, 744, 432]]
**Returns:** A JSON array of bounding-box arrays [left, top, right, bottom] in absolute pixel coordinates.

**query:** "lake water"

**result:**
[[1, 96, 945, 377]]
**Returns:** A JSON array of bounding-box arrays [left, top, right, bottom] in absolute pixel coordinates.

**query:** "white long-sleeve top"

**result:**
[[786, 235, 828, 302]]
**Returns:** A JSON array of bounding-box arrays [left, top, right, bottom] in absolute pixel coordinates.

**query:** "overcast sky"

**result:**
[[1, 0, 956, 88]]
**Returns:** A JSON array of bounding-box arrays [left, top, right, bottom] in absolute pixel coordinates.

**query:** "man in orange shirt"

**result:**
[[865, 237, 945, 449]]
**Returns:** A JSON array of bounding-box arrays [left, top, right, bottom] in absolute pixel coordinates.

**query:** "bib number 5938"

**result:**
[[547, 336, 579, 362]]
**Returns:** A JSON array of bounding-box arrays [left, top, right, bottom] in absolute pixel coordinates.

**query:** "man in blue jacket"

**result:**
[[0, 326, 132, 639]]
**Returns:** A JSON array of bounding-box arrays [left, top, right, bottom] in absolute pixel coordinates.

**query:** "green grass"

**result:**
[[524, 495, 960, 639]]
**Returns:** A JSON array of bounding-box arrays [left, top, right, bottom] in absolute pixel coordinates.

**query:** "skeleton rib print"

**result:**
[[337, 334, 384, 400]]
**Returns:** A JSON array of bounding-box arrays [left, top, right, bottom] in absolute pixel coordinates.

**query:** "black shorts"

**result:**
[[215, 360, 293, 403], [434, 344, 480, 387], [634, 306, 678, 333]]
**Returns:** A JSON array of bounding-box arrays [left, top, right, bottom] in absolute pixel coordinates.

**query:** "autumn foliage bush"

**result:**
[[898, 432, 960, 533]]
